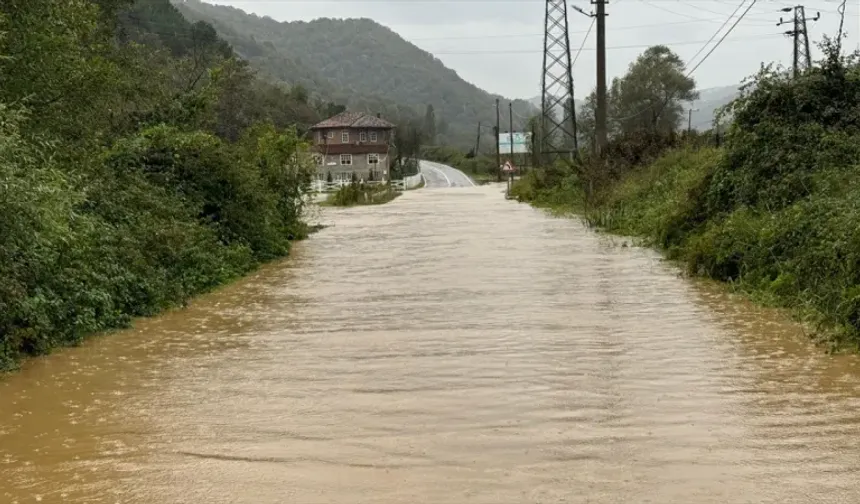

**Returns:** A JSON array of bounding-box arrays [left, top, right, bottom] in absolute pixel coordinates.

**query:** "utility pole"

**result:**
[[475, 121, 482, 156], [777, 5, 820, 79], [529, 120, 537, 169], [593, 0, 608, 154], [540, 0, 579, 167], [508, 102, 515, 161], [495, 98, 502, 182], [687, 108, 699, 134]]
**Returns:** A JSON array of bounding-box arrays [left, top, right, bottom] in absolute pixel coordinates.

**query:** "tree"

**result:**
[[437, 118, 449, 136], [0, 0, 125, 140], [210, 58, 257, 142], [526, 114, 542, 167], [394, 121, 422, 160], [576, 94, 597, 150], [561, 98, 577, 151], [579, 45, 698, 141], [0, 0, 327, 371], [288, 84, 309, 104], [423, 104, 437, 145], [314, 100, 346, 119]]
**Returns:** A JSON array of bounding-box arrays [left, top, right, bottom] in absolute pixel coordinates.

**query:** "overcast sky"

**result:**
[[205, 0, 859, 99]]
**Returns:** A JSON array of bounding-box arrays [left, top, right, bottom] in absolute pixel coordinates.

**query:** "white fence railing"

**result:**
[[309, 175, 423, 194], [404, 173, 424, 190]]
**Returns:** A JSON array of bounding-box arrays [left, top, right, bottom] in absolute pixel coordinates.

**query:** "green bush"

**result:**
[[325, 182, 400, 207], [0, 0, 323, 371], [510, 159, 585, 210], [515, 41, 860, 348], [1, 107, 317, 370]]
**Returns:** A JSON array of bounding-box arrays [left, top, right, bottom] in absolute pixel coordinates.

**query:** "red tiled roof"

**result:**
[[310, 111, 395, 129]]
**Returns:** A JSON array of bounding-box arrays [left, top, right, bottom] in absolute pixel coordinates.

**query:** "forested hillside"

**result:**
[[171, 0, 538, 149], [0, 0, 324, 370]]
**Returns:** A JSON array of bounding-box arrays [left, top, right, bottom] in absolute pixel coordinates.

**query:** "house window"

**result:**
[[359, 131, 367, 142], [337, 172, 352, 182], [340, 154, 352, 165], [341, 131, 349, 143], [327, 131, 334, 139], [369, 131, 378, 143], [367, 153, 379, 165]]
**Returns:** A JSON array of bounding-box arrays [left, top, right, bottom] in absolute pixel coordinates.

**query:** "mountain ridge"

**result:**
[[171, 0, 539, 149]]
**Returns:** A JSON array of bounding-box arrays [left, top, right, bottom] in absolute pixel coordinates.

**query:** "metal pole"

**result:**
[[495, 99, 502, 182], [509, 102, 515, 162], [594, 0, 608, 154], [540, 0, 580, 167], [793, 7, 801, 78], [540, 0, 550, 166], [800, 6, 813, 70]]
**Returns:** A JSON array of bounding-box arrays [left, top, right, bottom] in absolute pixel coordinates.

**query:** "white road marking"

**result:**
[[426, 163, 451, 187], [462, 171, 477, 187]]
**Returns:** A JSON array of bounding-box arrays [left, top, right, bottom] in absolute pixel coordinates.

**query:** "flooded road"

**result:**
[[3, 183, 860, 503]]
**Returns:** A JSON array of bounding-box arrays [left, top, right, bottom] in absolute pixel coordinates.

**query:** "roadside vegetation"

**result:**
[[323, 182, 402, 207], [0, 0, 338, 371], [512, 39, 860, 350]]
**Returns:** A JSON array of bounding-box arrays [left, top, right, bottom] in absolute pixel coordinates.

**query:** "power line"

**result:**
[[685, 0, 759, 76], [637, 0, 707, 20], [405, 17, 768, 42], [118, 14, 779, 44], [614, 0, 759, 123], [121, 13, 787, 57], [686, 0, 748, 71], [633, 0, 764, 22], [572, 18, 596, 67], [428, 32, 784, 54]]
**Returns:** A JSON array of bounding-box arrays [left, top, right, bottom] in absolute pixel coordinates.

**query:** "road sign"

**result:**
[[502, 161, 517, 172], [498, 132, 531, 154]]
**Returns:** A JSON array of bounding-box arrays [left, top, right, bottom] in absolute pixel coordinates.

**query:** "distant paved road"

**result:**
[[419, 160, 477, 188]]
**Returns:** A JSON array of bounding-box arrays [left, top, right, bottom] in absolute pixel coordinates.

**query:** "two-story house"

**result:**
[[310, 111, 396, 182]]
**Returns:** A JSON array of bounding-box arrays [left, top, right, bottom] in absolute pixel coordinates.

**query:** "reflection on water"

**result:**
[[2, 184, 860, 503]]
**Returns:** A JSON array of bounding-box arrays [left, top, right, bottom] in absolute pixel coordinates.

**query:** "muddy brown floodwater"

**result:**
[[3, 184, 860, 503]]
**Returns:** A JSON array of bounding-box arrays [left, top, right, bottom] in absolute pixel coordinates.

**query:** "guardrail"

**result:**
[[404, 173, 424, 190], [309, 176, 423, 194]]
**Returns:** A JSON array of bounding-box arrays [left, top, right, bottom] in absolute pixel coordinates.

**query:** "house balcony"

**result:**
[[314, 143, 390, 155]]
